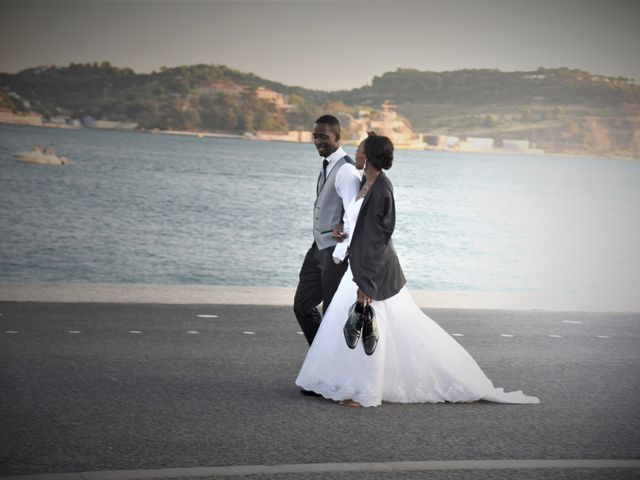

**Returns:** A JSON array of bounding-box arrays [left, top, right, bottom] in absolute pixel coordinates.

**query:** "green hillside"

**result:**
[[1, 63, 638, 157], [0, 62, 328, 132]]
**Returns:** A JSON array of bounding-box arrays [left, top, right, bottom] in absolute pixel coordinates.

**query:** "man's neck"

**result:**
[[325, 146, 342, 160]]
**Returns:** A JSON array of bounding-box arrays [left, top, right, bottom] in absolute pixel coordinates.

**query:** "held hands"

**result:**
[[332, 223, 348, 243], [357, 288, 373, 306]]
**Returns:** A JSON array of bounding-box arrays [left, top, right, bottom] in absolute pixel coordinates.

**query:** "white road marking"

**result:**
[[197, 314, 219, 318], [242, 331, 255, 335], [5, 330, 18, 334], [562, 320, 583, 324], [548, 334, 563, 338], [128, 330, 142, 334], [500, 334, 514, 337], [296, 331, 304, 335], [68, 331, 82, 334], [597, 335, 610, 339], [451, 333, 464, 337], [186, 330, 200, 334]]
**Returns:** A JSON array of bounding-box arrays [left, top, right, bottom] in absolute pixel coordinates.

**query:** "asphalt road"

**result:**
[[1, 302, 639, 478]]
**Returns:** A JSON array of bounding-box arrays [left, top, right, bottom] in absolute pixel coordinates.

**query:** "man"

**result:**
[[294, 114, 361, 349]]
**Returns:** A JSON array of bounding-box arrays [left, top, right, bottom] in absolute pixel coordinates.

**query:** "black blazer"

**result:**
[[349, 172, 406, 301]]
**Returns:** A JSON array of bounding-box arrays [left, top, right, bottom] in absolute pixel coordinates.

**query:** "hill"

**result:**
[[339, 68, 640, 157], [1, 63, 639, 158]]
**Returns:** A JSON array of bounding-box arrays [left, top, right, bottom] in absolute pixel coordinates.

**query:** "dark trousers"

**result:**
[[294, 242, 348, 345]]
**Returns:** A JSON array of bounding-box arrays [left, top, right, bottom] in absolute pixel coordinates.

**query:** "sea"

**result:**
[[1, 124, 639, 301]]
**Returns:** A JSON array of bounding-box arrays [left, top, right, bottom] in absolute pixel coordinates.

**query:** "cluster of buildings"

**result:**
[[0, 108, 135, 130], [1, 83, 542, 154], [250, 99, 543, 154], [350, 100, 542, 154], [421, 134, 544, 154]]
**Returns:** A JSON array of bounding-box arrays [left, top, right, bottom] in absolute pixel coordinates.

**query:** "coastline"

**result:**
[[2, 122, 638, 161], [1, 283, 638, 312]]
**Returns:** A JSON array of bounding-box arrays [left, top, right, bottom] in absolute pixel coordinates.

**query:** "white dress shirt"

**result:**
[[323, 146, 361, 216]]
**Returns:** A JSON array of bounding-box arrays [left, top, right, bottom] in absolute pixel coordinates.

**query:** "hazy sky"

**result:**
[[1, 0, 639, 91]]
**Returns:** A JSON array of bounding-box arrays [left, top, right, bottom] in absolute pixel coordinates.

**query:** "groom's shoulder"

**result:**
[[342, 154, 355, 166], [336, 157, 360, 181]]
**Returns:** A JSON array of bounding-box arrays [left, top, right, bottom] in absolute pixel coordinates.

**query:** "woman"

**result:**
[[296, 134, 539, 408]]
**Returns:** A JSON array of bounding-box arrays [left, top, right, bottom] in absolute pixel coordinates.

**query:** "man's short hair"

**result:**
[[314, 114, 341, 140]]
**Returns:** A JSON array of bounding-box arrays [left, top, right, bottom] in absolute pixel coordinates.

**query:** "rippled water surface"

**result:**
[[1, 124, 639, 299]]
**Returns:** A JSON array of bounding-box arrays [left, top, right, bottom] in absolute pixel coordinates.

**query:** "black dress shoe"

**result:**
[[361, 305, 379, 356], [343, 302, 365, 349], [300, 389, 322, 397]]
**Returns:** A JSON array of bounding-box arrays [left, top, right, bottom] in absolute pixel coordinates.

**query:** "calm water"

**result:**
[[1, 124, 639, 298]]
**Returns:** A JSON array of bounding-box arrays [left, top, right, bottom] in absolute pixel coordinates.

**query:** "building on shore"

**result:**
[[499, 138, 544, 154], [0, 109, 44, 126], [254, 130, 312, 143], [82, 116, 138, 130], [352, 101, 425, 148], [420, 134, 461, 149], [459, 137, 495, 151]]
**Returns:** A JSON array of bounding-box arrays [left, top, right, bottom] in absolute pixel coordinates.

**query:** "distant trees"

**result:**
[[338, 67, 640, 107], [1, 63, 638, 156]]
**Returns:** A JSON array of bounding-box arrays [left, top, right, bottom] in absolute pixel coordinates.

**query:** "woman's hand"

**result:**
[[357, 288, 373, 305]]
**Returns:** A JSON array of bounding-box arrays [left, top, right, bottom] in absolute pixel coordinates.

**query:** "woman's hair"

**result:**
[[364, 134, 394, 170]]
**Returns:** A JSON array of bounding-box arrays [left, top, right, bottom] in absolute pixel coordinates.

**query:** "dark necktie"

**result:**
[[322, 159, 329, 179]]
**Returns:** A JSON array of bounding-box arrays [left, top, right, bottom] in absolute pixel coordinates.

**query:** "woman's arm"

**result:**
[[374, 189, 395, 243], [357, 288, 373, 305]]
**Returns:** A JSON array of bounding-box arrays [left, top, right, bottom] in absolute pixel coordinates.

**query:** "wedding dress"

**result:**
[[296, 196, 539, 407]]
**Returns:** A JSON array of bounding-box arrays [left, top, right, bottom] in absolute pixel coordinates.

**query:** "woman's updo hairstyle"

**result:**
[[364, 134, 394, 170]]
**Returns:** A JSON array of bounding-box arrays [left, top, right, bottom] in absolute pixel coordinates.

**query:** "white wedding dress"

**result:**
[[296, 197, 539, 407]]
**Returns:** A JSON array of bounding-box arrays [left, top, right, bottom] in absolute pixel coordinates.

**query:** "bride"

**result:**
[[295, 133, 539, 407]]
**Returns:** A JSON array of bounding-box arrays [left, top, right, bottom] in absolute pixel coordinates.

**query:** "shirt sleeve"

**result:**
[[335, 163, 361, 217]]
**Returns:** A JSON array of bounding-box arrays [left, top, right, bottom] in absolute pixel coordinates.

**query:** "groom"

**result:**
[[294, 114, 361, 347]]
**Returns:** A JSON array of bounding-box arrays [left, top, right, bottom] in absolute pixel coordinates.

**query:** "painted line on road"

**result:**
[[68, 331, 82, 334], [128, 331, 142, 334], [5, 330, 18, 334], [500, 334, 514, 337], [242, 331, 255, 335], [562, 320, 583, 324], [2, 459, 638, 480], [597, 335, 610, 338], [548, 334, 563, 338], [451, 333, 464, 337], [197, 314, 219, 318], [186, 330, 200, 334]]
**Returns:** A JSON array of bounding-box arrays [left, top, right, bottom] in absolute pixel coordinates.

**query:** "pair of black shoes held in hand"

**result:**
[[343, 302, 378, 355]]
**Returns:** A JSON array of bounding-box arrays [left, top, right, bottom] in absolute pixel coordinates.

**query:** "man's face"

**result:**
[[313, 123, 339, 158]]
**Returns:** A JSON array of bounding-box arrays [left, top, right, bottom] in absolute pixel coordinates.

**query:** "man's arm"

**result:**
[[335, 163, 361, 212]]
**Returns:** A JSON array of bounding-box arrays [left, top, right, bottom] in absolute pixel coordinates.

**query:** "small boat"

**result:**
[[14, 147, 69, 165]]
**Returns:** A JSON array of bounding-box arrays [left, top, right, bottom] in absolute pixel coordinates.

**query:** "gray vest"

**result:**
[[313, 155, 354, 250]]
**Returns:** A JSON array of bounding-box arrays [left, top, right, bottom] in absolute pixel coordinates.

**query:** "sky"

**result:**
[[1, 0, 639, 91]]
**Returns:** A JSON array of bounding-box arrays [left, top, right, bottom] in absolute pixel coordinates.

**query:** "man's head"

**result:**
[[313, 115, 341, 158]]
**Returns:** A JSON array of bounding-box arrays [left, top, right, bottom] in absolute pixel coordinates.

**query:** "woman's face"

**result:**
[[355, 141, 366, 170]]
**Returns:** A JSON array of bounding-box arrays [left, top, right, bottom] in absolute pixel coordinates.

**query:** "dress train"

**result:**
[[296, 267, 540, 407]]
